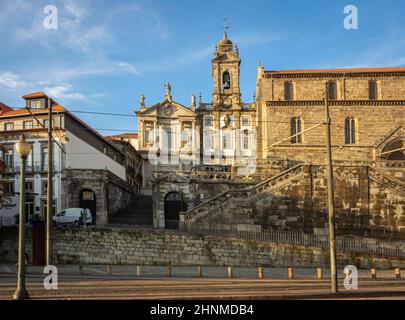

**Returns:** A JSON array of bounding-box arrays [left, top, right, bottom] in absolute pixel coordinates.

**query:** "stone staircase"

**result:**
[[183, 163, 405, 225], [109, 195, 153, 225], [183, 164, 309, 223], [367, 166, 405, 197]]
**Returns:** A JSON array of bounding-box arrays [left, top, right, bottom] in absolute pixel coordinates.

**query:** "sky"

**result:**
[[1, 0, 405, 135]]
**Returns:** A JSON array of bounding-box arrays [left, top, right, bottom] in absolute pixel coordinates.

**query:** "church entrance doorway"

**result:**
[[164, 192, 186, 229]]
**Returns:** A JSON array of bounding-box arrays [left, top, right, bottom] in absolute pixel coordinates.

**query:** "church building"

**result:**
[[135, 32, 405, 236]]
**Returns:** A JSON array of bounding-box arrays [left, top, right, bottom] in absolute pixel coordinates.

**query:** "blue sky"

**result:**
[[1, 0, 405, 134]]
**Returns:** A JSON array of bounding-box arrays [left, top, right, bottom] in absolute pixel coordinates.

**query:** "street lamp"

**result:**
[[13, 135, 31, 300]]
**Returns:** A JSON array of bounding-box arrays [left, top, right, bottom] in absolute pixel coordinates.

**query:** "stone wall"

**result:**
[[262, 104, 405, 163], [258, 74, 405, 102], [1, 227, 404, 269]]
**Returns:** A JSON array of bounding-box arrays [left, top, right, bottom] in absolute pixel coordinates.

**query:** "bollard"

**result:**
[[316, 268, 323, 280], [167, 265, 172, 277], [107, 265, 112, 276], [371, 268, 377, 279], [227, 267, 233, 279], [258, 267, 264, 279], [288, 267, 294, 279], [79, 264, 84, 276], [395, 268, 401, 279], [197, 266, 203, 278], [136, 266, 142, 277]]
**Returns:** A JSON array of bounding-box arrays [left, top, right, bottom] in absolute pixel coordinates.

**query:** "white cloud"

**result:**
[[0, 71, 26, 89], [44, 83, 87, 102], [116, 62, 140, 75]]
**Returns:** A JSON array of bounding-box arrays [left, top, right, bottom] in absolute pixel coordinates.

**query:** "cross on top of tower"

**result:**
[[222, 16, 229, 33]]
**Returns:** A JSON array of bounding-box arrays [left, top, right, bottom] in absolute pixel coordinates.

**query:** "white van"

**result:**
[[53, 208, 92, 227]]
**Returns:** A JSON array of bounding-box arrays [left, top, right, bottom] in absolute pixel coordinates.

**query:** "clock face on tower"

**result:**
[[223, 98, 232, 106]]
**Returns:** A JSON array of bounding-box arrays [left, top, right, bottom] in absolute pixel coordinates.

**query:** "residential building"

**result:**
[[0, 92, 134, 226]]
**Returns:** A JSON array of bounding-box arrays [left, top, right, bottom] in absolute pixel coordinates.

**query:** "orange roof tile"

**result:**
[[265, 67, 405, 75], [105, 133, 138, 140], [0, 102, 14, 114], [0, 104, 65, 117], [22, 92, 50, 99]]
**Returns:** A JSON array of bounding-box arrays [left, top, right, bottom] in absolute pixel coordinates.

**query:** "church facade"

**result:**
[[135, 33, 405, 236]]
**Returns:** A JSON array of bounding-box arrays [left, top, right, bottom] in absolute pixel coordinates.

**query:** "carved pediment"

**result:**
[[137, 99, 196, 118]]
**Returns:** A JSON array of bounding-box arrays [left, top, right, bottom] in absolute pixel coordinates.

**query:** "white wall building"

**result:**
[[0, 92, 130, 226]]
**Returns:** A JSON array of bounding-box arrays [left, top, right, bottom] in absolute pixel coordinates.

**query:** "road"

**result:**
[[0, 265, 404, 300]]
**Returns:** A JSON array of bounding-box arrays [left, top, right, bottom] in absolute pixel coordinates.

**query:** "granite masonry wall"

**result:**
[[1, 227, 404, 269]]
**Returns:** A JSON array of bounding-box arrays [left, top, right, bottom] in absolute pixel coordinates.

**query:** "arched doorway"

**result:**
[[80, 189, 96, 224], [381, 139, 405, 161], [164, 192, 186, 229]]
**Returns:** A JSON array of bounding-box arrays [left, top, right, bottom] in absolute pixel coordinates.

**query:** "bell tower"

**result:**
[[211, 31, 241, 108]]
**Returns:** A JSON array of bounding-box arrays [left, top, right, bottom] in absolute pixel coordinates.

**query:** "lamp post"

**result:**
[[13, 135, 31, 300]]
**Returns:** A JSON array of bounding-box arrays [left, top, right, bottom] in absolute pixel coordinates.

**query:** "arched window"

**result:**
[[369, 80, 378, 100], [328, 81, 338, 100], [222, 71, 231, 89], [291, 117, 302, 144], [284, 82, 294, 101], [345, 117, 356, 144], [381, 140, 405, 161]]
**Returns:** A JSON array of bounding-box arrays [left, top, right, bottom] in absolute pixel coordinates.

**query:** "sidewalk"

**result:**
[[0, 264, 402, 280]]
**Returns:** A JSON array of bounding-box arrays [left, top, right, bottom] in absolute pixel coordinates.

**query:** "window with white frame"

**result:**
[[4, 122, 14, 131], [204, 129, 215, 150], [23, 121, 33, 130], [30, 100, 41, 109], [181, 122, 193, 148], [222, 131, 233, 150], [4, 149, 13, 170]]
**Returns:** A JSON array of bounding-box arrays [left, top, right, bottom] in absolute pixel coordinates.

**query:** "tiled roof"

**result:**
[[22, 92, 49, 99], [0, 104, 65, 117], [265, 67, 405, 75], [105, 133, 138, 140], [0, 102, 14, 114]]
